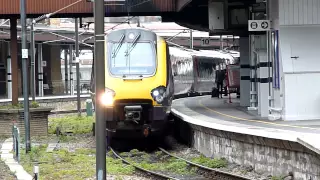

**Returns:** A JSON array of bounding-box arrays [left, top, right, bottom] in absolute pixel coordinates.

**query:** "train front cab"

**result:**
[[101, 28, 174, 139]]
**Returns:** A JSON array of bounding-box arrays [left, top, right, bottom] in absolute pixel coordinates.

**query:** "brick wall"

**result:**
[[189, 124, 320, 180], [0, 108, 52, 136]]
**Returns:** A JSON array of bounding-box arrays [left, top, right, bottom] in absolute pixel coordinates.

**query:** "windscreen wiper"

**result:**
[[111, 34, 125, 58], [125, 33, 141, 57]]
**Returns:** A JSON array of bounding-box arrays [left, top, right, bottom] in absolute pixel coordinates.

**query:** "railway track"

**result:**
[[158, 147, 253, 180], [109, 147, 179, 180]]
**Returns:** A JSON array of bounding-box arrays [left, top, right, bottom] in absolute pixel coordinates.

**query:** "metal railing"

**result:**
[[12, 123, 20, 163]]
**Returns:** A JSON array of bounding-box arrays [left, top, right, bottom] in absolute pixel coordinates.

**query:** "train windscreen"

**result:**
[[109, 42, 156, 76]]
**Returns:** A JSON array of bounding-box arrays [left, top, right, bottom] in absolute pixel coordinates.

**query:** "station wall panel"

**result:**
[[279, 26, 320, 120], [279, 0, 320, 25]]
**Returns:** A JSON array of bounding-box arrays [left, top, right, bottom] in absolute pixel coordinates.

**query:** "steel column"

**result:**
[[30, 20, 36, 101], [6, 43, 12, 99], [75, 18, 81, 116], [64, 49, 68, 94], [20, 0, 31, 152], [94, 0, 106, 179], [69, 45, 74, 95], [189, 30, 193, 49], [37, 44, 44, 97], [10, 18, 18, 105]]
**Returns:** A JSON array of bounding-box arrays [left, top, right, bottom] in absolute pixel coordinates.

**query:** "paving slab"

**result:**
[[0, 138, 33, 180]]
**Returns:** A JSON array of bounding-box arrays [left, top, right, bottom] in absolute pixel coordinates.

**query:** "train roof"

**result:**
[[105, 26, 155, 34]]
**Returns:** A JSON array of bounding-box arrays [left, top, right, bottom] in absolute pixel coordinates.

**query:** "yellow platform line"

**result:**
[[198, 98, 320, 131]]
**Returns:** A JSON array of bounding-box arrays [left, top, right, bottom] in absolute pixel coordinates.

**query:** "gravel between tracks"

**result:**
[[165, 136, 272, 180], [85, 174, 152, 180]]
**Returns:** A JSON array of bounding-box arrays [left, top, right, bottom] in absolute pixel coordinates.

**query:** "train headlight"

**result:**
[[101, 88, 115, 106], [151, 86, 166, 104], [152, 90, 160, 97]]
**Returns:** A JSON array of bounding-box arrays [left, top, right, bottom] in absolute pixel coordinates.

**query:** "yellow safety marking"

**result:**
[[198, 98, 320, 131]]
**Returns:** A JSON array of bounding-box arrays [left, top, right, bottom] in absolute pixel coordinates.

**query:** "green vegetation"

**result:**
[[127, 156, 196, 175], [17, 114, 228, 179], [0, 101, 40, 109], [271, 176, 285, 180], [20, 145, 135, 180], [30, 101, 40, 108], [118, 149, 196, 176], [0, 159, 16, 180], [191, 154, 228, 168], [0, 103, 23, 109], [116, 149, 229, 176], [48, 115, 94, 134]]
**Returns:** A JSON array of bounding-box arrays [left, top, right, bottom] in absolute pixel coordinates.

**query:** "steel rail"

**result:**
[[158, 147, 252, 180], [110, 147, 179, 180]]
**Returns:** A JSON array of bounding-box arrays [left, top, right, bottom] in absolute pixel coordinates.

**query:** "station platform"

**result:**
[[171, 95, 320, 155]]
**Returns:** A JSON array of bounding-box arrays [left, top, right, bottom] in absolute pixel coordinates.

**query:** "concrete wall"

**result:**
[[190, 124, 320, 180]]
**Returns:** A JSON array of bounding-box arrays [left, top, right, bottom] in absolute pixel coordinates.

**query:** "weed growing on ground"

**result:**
[[48, 115, 94, 134], [0, 159, 16, 180], [191, 154, 228, 168], [271, 176, 285, 180], [124, 149, 196, 176], [20, 146, 134, 180], [0, 103, 23, 109], [0, 101, 39, 109]]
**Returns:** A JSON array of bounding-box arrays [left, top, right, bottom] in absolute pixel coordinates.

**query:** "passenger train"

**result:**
[[90, 27, 235, 141]]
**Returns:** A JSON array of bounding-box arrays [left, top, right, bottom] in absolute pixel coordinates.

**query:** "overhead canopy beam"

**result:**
[[47, 31, 94, 47]]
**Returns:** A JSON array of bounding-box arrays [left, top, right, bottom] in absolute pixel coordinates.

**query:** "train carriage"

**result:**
[[90, 27, 235, 141], [91, 27, 174, 139]]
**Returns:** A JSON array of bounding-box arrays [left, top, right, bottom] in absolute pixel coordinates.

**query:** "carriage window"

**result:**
[[109, 42, 156, 76]]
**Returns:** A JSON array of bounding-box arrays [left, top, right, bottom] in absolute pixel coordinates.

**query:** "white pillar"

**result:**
[[6, 43, 12, 99], [69, 45, 74, 95], [38, 44, 44, 97], [64, 49, 68, 94], [239, 37, 250, 107], [248, 35, 258, 111], [257, 50, 270, 117]]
